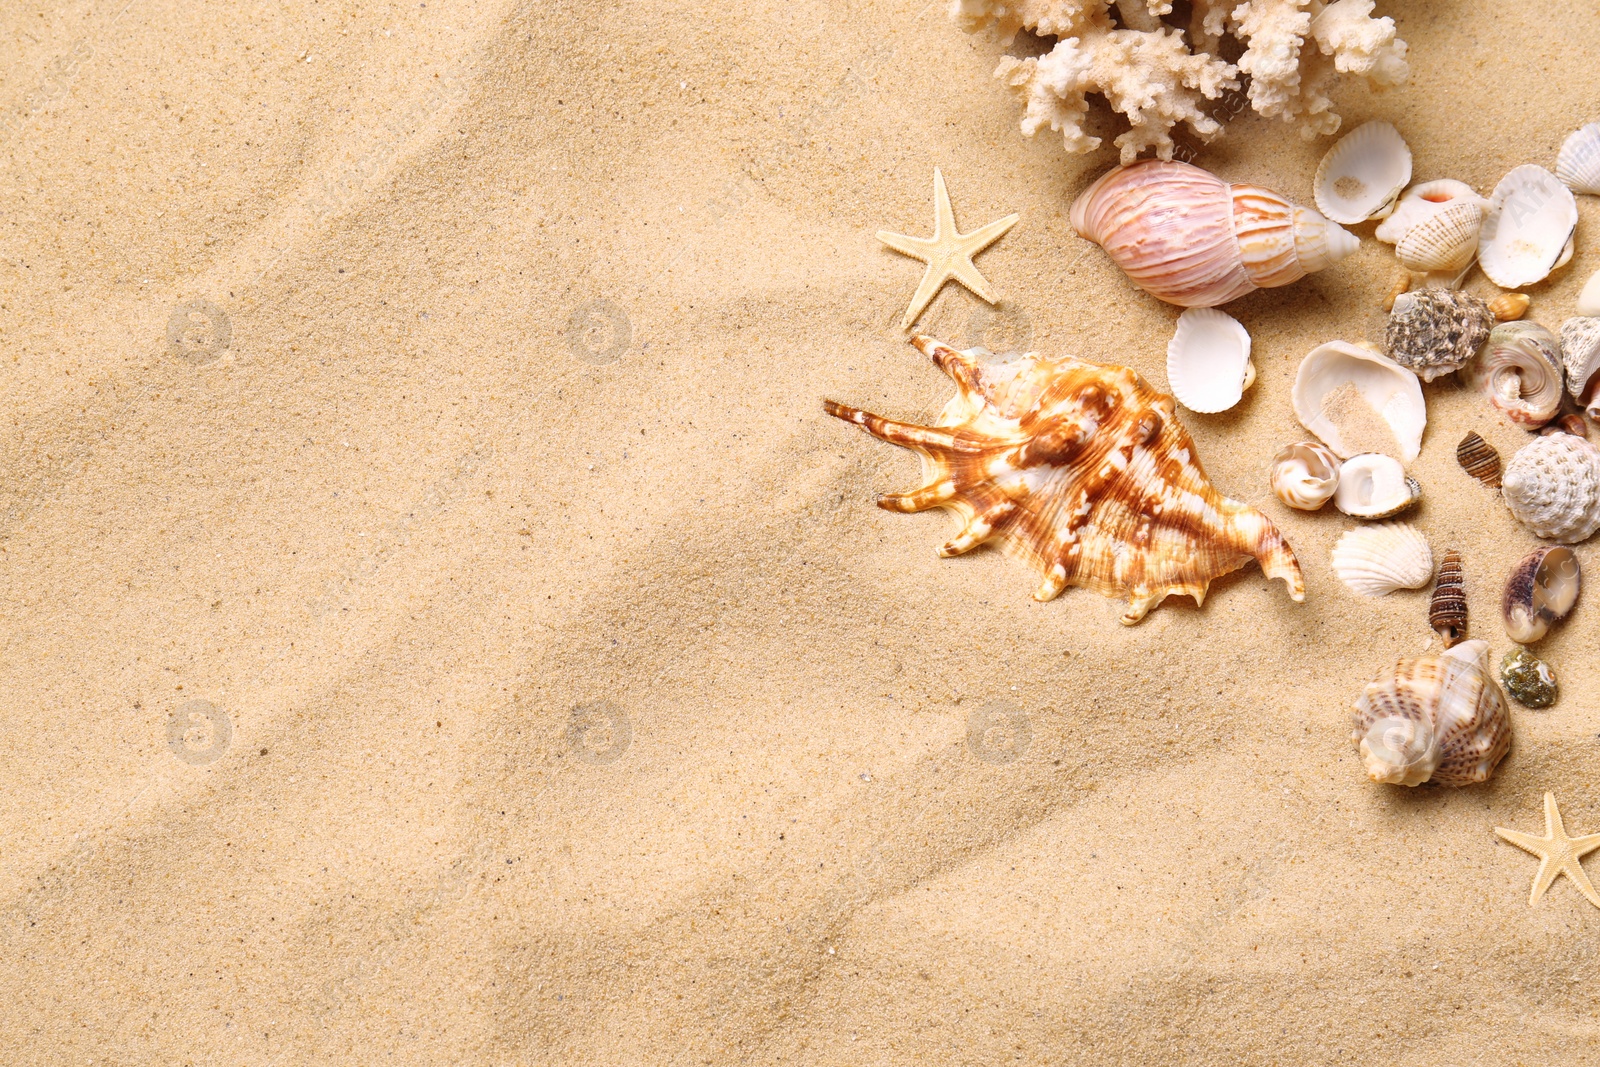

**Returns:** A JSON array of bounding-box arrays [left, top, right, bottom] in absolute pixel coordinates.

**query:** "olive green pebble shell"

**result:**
[[1501, 647, 1558, 709]]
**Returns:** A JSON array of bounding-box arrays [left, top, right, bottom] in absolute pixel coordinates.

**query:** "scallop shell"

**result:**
[[1350, 639, 1511, 787], [1330, 521, 1433, 597], [1560, 317, 1600, 417], [1466, 321, 1565, 428], [1292, 341, 1426, 462], [1166, 307, 1254, 413], [1385, 289, 1494, 381], [1556, 123, 1600, 195], [1456, 431, 1502, 487], [1332, 453, 1420, 518], [824, 335, 1305, 624], [1500, 433, 1600, 543], [1375, 180, 1489, 246], [1394, 200, 1483, 273], [1314, 120, 1412, 225], [1270, 441, 1341, 511], [1502, 545, 1580, 644], [1479, 165, 1579, 289], [1070, 160, 1359, 309], [1429, 549, 1466, 648]]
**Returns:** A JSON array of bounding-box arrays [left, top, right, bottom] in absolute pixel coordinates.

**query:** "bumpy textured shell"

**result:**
[[1270, 441, 1340, 511], [1456, 431, 1502, 487], [1467, 322, 1565, 428], [824, 336, 1305, 624], [1501, 433, 1600, 543], [1351, 639, 1512, 787], [1430, 550, 1467, 648], [1502, 545, 1581, 643], [1070, 160, 1358, 309], [1560, 317, 1600, 416], [1501, 648, 1558, 709], [1385, 289, 1494, 381], [1329, 522, 1433, 597]]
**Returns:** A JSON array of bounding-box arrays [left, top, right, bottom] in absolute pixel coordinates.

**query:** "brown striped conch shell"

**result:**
[[1070, 160, 1359, 309], [1467, 321, 1565, 428], [823, 336, 1305, 624], [1430, 549, 1466, 648], [1456, 431, 1502, 487], [1351, 639, 1511, 787]]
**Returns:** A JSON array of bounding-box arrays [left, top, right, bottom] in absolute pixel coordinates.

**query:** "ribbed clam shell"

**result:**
[[1467, 321, 1565, 428], [1456, 431, 1502, 487], [1394, 200, 1483, 272], [1070, 160, 1358, 309], [1556, 123, 1600, 195], [1332, 453, 1420, 518], [1313, 121, 1412, 225], [1385, 289, 1494, 382], [1330, 521, 1433, 597], [1560, 317, 1600, 417], [1501, 433, 1600, 543], [1350, 639, 1510, 787], [1292, 341, 1425, 462], [1502, 545, 1580, 644], [1270, 441, 1341, 511], [1479, 165, 1579, 289], [1374, 180, 1487, 246], [1166, 307, 1253, 413], [1429, 550, 1467, 648]]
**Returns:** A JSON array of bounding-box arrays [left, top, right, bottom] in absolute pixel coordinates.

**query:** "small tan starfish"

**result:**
[[877, 169, 1018, 331], [1494, 792, 1600, 908]]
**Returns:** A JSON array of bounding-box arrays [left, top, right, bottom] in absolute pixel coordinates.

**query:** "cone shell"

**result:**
[[1350, 639, 1511, 787], [1166, 307, 1254, 413], [1385, 289, 1494, 382], [1467, 321, 1565, 428], [1070, 160, 1359, 309], [1314, 120, 1412, 225], [1479, 165, 1578, 289], [1430, 550, 1467, 648], [1394, 200, 1483, 272], [1502, 545, 1580, 644], [1270, 441, 1341, 511], [1501, 433, 1600, 544], [1560, 317, 1600, 417], [1292, 341, 1425, 462], [1330, 522, 1433, 597], [1456, 431, 1502, 487], [824, 336, 1305, 624], [1375, 180, 1488, 246], [1556, 123, 1600, 195]]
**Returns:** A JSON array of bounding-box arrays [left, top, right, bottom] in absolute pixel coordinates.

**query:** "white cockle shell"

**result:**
[[1330, 521, 1433, 597], [1394, 199, 1483, 273], [1270, 441, 1341, 511], [1479, 165, 1579, 289], [1556, 123, 1600, 195], [1501, 433, 1600, 544], [1166, 307, 1254, 413], [1293, 341, 1426, 462], [1351, 639, 1511, 787], [1333, 453, 1420, 518], [1314, 120, 1412, 225], [1375, 180, 1488, 246], [1467, 321, 1565, 428], [1560, 317, 1600, 417]]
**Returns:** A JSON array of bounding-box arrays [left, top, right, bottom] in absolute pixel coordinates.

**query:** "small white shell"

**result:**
[[1314, 121, 1412, 225], [1559, 317, 1600, 417], [1479, 165, 1579, 289], [1467, 321, 1565, 428], [1501, 433, 1600, 544], [1556, 123, 1600, 195], [1330, 521, 1434, 596], [1333, 453, 1420, 518], [1577, 269, 1600, 318], [1374, 180, 1487, 245], [1394, 200, 1483, 272], [1292, 341, 1426, 463], [1166, 307, 1254, 413], [1270, 441, 1341, 511]]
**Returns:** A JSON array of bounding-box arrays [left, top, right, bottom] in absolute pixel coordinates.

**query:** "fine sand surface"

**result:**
[[3, 1, 1599, 1062]]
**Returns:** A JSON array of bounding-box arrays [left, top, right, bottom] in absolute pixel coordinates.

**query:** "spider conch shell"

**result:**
[[1351, 639, 1511, 787], [1466, 321, 1565, 429], [1501, 433, 1600, 544], [1070, 160, 1359, 308], [823, 336, 1305, 625]]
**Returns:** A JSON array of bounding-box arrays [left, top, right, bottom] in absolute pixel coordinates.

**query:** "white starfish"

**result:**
[[877, 169, 1018, 331], [1494, 792, 1600, 909]]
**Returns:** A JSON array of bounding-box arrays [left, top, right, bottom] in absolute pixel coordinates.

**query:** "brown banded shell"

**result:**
[[1502, 545, 1581, 644], [1430, 550, 1466, 648], [1386, 289, 1494, 381], [1542, 414, 1590, 439], [1456, 431, 1502, 487]]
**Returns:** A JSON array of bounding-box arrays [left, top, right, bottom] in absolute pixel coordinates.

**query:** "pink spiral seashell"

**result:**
[[1070, 161, 1360, 308]]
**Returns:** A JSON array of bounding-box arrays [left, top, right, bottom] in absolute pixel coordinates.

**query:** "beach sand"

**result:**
[[2, 0, 1599, 1062]]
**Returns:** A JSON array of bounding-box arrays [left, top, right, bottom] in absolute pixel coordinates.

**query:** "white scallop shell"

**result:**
[[1479, 165, 1579, 289], [1556, 123, 1600, 195], [1577, 269, 1600, 317], [1270, 441, 1340, 511], [1394, 200, 1483, 272], [1330, 521, 1434, 596], [1374, 180, 1487, 246], [1314, 121, 1412, 225], [1501, 433, 1600, 544], [1333, 453, 1420, 518], [1559, 317, 1600, 417], [1292, 341, 1426, 463], [1166, 307, 1254, 413], [1466, 321, 1564, 428]]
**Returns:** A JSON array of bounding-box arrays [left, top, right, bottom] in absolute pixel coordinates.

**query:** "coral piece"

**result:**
[[1430, 550, 1466, 648], [955, 0, 1408, 164], [823, 335, 1305, 624]]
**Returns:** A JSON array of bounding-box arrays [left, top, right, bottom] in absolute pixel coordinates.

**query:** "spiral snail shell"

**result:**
[[1070, 161, 1360, 308]]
